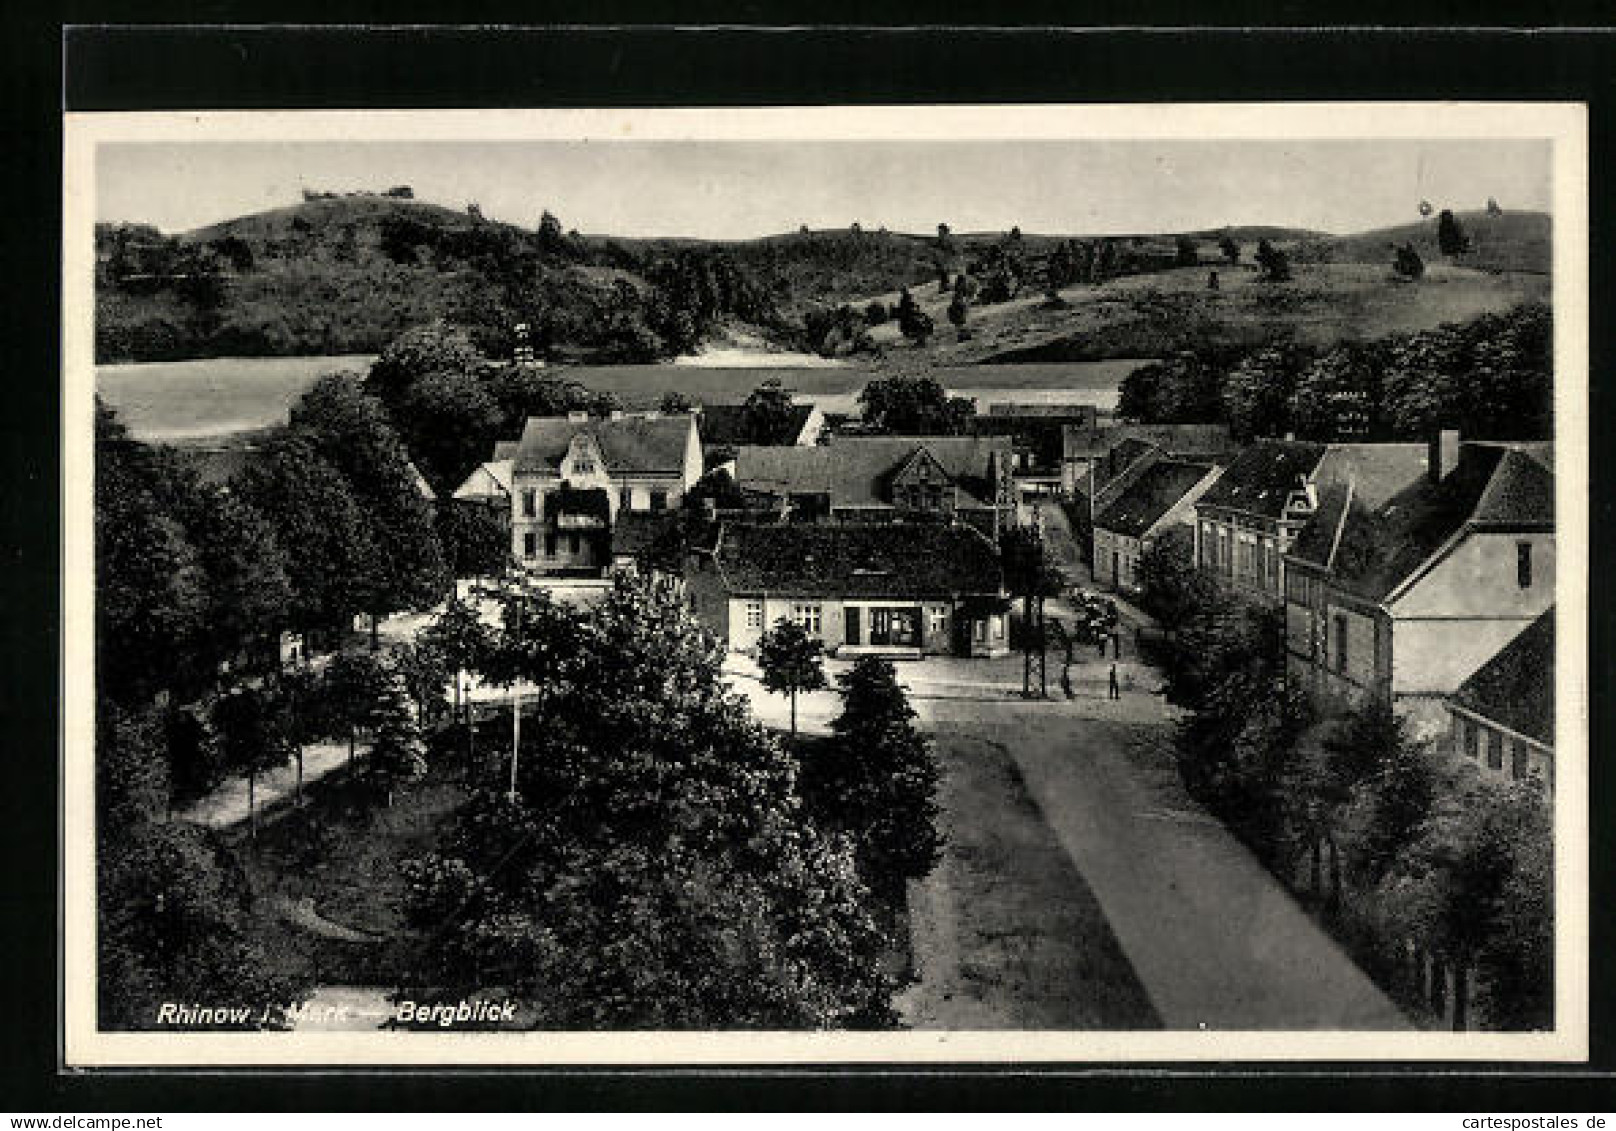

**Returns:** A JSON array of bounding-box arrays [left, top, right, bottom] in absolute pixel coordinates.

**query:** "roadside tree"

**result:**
[[757, 619, 828, 740]]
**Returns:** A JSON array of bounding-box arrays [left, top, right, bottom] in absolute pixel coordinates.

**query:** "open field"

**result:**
[[95, 354, 372, 441]]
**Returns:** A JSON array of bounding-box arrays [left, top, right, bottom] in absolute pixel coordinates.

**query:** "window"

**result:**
[[523, 532, 537, 559], [1464, 720, 1479, 760], [790, 603, 823, 635], [1333, 613, 1349, 672], [927, 484, 944, 510], [521, 488, 537, 518], [621, 485, 633, 511], [650, 490, 668, 512], [1510, 740, 1530, 781], [544, 532, 558, 557], [573, 457, 597, 476], [1487, 729, 1504, 771], [744, 601, 763, 630], [1517, 542, 1533, 589], [567, 532, 581, 555], [928, 607, 948, 639]]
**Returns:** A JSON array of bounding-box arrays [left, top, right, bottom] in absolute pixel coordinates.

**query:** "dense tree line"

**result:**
[[1118, 303, 1551, 442], [1136, 551, 1552, 1030], [398, 578, 921, 1027]]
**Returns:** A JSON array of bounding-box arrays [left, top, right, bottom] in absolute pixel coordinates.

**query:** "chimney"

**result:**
[[1428, 428, 1460, 483]]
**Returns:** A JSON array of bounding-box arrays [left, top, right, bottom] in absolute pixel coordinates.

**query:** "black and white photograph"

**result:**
[[60, 102, 1588, 1066]]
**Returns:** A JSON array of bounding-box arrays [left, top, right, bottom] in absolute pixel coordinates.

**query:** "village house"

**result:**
[[1192, 437, 1430, 605], [1444, 608, 1555, 790], [731, 434, 1016, 537], [455, 411, 703, 575], [685, 522, 1011, 659], [694, 400, 825, 458], [1062, 421, 1233, 499], [1091, 459, 1222, 592], [1281, 438, 1554, 736]]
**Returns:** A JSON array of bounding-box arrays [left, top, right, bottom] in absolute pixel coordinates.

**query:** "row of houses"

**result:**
[[1080, 425, 1557, 790]]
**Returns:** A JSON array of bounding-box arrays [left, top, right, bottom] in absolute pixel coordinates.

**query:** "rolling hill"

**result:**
[[1313, 209, 1550, 275]]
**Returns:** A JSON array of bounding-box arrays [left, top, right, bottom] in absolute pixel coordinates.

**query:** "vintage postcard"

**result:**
[[61, 102, 1589, 1066]]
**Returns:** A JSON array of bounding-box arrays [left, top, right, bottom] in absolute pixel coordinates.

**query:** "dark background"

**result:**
[[5, 12, 1613, 1111]]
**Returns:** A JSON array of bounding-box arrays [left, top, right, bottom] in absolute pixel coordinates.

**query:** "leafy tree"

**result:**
[[420, 598, 494, 729], [895, 287, 935, 347], [1255, 238, 1292, 282], [436, 502, 510, 581], [365, 320, 484, 405], [947, 291, 969, 339], [999, 525, 1066, 698], [741, 379, 799, 445], [99, 821, 306, 1030], [757, 619, 828, 739], [212, 683, 295, 839], [799, 657, 942, 899], [98, 698, 172, 837], [1175, 236, 1199, 267], [1437, 209, 1471, 257], [864, 300, 889, 326], [403, 577, 897, 1028], [1394, 242, 1426, 280], [235, 434, 384, 639], [322, 650, 394, 768], [1218, 235, 1241, 265], [658, 390, 696, 414], [389, 638, 450, 727], [537, 209, 566, 252], [290, 375, 451, 638], [1117, 352, 1225, 425], [858, 374, 974, 435], [1135, 527, 1215, 626], [392, 370, 504, 495], [1287, 343, 1385, 440], [1220, 344, 1309, 441]]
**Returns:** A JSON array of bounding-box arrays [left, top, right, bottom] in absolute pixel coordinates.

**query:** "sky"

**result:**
[[96, 137, 1553, 240]]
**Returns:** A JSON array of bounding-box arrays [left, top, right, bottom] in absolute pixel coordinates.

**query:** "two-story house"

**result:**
[[1192, 438, 1430, 605], [732, 434, 1016, 537], [684, 521, 1011, 659], [1092, 459, 1223, 592], [1444, 608, 1555, 790], [1282, 438, 1554, 736], [456, 411, 703, 575]]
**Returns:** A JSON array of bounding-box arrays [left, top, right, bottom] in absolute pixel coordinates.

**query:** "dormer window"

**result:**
[[573, 457, 598, 476]]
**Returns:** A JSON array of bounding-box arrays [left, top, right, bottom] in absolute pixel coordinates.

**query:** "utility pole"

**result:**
[[508, 591, 522, 804]]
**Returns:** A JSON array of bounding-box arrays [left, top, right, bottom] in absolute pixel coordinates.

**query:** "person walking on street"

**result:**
[[1108, 663, 1120, 700]]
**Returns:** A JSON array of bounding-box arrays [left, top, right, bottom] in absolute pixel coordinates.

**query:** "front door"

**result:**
[[845, 606, 861, 645]]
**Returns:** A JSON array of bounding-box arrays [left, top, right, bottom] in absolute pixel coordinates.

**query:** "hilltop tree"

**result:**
[[537, 209, 566, 252], [757, 619, 828, 740], [1255, 238, 1292, 282], [1438, 209, 1471, 257], [1218, 235, 1241, 265], [1394, 242, 1426, 280], [947, 290, 970, 340], [1175, 236, 1200, 267]]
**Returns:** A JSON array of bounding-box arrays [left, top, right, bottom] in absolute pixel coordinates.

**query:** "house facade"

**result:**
[[457, 412, 703, 575], [1193, 438, 1430, 605], [732, 434, 1016, 537], [1092, 459, 1222, 592], [1444, 608, 1555, 790], [685, 522, 1011, 659], [1282, 440, 1555, 737]]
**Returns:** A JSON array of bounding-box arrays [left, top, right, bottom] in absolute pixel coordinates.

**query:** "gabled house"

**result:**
[[1192, 438, 1430, 604], [1062, 422, 1234, 498], [731, 434, 1016, 537], [685, 522, 1011, 659], [1092, 459, 1222, 592], [1282, 438, 1554, 736], [458, 411, 703, 575], [1445, 609, 1555, 790]]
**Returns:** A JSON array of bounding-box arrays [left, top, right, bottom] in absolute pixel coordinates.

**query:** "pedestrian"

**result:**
[[1061, 665, 1074, 700], [1108, 663, 1120, 700], [1111, 630, 1122, 660]]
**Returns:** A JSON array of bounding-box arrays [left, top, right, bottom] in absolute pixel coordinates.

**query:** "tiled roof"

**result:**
[[1452, 609, 1555, 746], [987, 403, 1099, 424], [734, 435, 1010, 509], [1196, 440, 1328, 519], [714, 522, 1003, 597], [611, 511, 680, 558], [1095, 461, 1217, 539], [1304, 443, 1555, 602], [1064, 422, 1234, 461], [513, 414, 694, 475]]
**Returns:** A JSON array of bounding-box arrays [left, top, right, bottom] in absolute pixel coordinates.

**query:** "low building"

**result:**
[[1445, 609, 1555, 790], [1193, 438, 1430, 604], [685, 522, 1011, 659], [732, 434, 1016, 537], [456, 412, 703, 575], [1062, 422, 1233, 498], [1092, 459, 1222, 592], [1282, 439, 1554, 736]]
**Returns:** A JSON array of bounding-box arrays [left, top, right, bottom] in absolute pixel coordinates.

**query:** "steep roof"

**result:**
[[1452, 609, 1555, 746], [610, 510, 680, 558], [1095, 461, 1217, 539], [452, 458, 514, 501], [1196, 440, 1329, 519], [714, 522, 1003, 598], [733, 435, 1010, 509], [1304, 443, 1555, 601], [696, 403, 816, 447], [1064, 422, 1234, 461], [513, 414, 694, 476], [1311, 443, 1430, 508]]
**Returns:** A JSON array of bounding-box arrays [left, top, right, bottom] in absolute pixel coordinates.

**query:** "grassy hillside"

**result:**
[[1312, 209, 1550, 275]]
